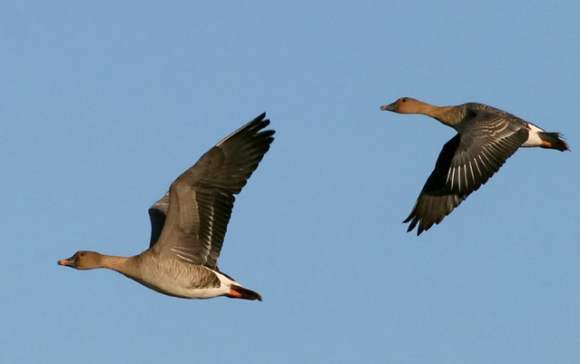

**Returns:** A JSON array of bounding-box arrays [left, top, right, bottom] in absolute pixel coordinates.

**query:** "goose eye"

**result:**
[[401, 97, 408, 103]]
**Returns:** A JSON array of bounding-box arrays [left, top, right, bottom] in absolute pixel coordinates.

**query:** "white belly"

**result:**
[[177, 272, 236, 299], [175, 285, 230, 299], [131, 262, 236, 299]]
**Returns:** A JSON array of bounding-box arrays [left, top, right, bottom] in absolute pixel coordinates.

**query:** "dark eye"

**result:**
[[401, 97, 408, 103]]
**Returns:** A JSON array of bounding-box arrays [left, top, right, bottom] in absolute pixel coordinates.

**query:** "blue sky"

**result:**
[[1, 1, 578, 363]]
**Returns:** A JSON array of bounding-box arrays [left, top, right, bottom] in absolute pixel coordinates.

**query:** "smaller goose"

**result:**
[[380, 97, 569, 235], [58, 113, 275, 300]]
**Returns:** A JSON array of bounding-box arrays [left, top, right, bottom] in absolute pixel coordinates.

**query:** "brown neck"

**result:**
[[99, 255, 136, 276], [413, 102, 462, 126]]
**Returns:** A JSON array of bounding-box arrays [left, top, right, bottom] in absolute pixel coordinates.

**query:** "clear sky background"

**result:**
[[1, 1, 578, 363]]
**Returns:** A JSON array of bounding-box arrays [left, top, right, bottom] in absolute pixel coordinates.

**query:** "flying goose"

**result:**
[[381, 97, 569, 235], [58, 113, 275, 300]]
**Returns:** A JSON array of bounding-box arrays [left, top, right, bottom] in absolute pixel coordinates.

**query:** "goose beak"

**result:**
[[380, 102, 396, 111], [58, 257, 74, 267]]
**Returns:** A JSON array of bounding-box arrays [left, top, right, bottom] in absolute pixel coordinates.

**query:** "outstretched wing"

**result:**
[[405, 113, 529, 235], [150, 113, 275, 269]]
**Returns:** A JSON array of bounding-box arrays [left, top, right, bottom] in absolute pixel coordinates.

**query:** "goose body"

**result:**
[[123, 253, 235, 299], [58, 113, 275, 300], [381, 98, 569, 235]]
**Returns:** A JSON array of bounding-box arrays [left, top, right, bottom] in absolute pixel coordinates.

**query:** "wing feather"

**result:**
[[404, 112, 528, 235], [148, 113, 274, 268]]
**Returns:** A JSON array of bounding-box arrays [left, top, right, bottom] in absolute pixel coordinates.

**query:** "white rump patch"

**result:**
[[522, 123, 545, 147]]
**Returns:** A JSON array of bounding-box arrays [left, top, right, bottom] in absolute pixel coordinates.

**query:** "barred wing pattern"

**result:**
[[405, 113, 529, 235]]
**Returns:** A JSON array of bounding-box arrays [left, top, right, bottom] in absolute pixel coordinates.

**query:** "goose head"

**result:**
[[380, 97, 428, 114], [58, 251, 104, 270]]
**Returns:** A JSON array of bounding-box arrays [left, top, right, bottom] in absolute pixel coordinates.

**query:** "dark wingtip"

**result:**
[[237, 112, 274, 140], [403, 214, 429, 236], [404, 213, 418, 233], [255, 113, 274, 133], [249, 113, 268, 127]]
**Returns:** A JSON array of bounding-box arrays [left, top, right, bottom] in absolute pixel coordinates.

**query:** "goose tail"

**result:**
[[227, 285, 262, 301], [539, 132, 570, 151]]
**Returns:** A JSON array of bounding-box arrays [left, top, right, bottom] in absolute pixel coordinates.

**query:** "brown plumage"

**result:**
[[58, 113, 274, 300], [381, 97, 569, 235]]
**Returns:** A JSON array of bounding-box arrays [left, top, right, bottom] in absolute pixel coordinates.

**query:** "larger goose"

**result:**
[[381, 98, 569, 235], [58, 113, 274, 300]]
